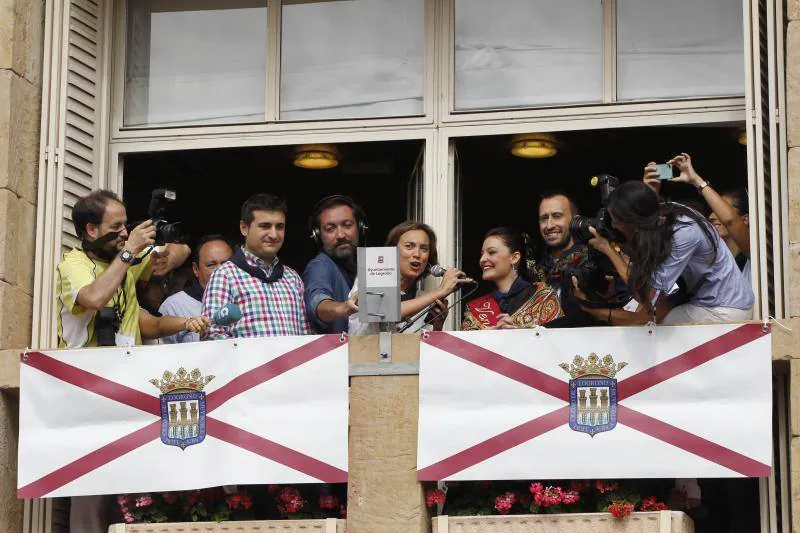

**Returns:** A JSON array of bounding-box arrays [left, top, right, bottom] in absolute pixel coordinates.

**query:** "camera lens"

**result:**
[[568, 216, 596, 244]]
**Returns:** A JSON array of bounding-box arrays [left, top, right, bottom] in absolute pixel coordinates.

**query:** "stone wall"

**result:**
[[0, 0, 43, 529], [786, 5, 800, 533]]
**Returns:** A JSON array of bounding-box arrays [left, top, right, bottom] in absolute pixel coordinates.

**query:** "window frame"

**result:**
[[110, 0, 438, 138], [439, 0, 748, 123]]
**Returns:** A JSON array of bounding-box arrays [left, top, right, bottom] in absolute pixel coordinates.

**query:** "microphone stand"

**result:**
[[397, 280, 479, 333]]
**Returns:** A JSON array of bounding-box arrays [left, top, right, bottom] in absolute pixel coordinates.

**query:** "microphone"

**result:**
[[429, 265, 451, 277], [429, 264, 446, 277], [212, 303, 242, 326], [429, 264, 473, 281]]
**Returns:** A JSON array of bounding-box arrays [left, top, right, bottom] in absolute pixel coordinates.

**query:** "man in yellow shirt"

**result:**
[[57, 189, 208, 348], [57, 190, 209, 533]]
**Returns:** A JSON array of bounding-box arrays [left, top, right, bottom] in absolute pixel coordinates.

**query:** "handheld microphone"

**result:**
[[212, 303, 243, 326], [429, 264, 474, 282], [431, 264, 467, 277]]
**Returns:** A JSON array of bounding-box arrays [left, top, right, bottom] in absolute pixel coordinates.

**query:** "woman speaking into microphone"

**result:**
[[348, 220, 472, 335]]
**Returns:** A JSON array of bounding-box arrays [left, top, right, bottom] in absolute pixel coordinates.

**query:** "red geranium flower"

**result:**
[[494, 492, 516, 514], [608, 499, 635, 518], [561, 489, 580, 505], [640, 496, 668, 512], [425, 489, 446, 508], [533, 486, 564, 507], [595, 480, 619, 494], [226, 494, 242, 510], [276, 487, 305, 514], [319, 494, 340, 510], [570, 480, 590, 492]]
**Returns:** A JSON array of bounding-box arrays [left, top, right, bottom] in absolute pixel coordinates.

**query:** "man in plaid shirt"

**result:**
[[201, 194, 311, 339]]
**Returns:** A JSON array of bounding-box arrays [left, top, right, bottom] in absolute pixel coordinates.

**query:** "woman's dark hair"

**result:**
[[483, 227, 535, 281], [721, 188, 749, 216], [385, 221, 439, 278], [608, 181, 718, 310]]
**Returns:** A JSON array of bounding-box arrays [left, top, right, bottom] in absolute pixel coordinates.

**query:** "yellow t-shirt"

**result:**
[[56, 249, 152, 348]]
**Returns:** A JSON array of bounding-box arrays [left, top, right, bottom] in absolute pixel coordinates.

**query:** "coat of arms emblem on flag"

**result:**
[[560, 353, 627, 437], [150, 367, 215, 449]]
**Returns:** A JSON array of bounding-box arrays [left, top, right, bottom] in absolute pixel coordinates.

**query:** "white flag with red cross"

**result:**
[[18, 335, 348, 498], [417, 324, 772, 481]]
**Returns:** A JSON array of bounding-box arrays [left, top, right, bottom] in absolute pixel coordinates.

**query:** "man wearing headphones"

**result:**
[[303, 195, 367, 334]]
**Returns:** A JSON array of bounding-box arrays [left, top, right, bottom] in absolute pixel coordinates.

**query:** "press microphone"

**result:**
[[212, 303, 242, 326]]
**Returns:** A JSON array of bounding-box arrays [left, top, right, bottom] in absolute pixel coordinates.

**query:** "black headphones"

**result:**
[[308, 195, 369, 246]]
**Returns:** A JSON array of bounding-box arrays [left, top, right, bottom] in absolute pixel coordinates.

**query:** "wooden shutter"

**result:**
[[745, 0, 789, 320], [58, 0, 106, 251], [32, 0, 107, 350]]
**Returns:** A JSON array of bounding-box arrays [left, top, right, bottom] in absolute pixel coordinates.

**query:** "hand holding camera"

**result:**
[[642, 162, 662, 195], [125, 220, 157, 255], [666, 153, 704, 187], [585, 226, 614, 257]]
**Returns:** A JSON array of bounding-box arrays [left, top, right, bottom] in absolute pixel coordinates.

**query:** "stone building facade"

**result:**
[[0, 0, 43, 529]]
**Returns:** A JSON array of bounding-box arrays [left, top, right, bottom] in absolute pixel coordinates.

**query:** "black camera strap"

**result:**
[[230, 247, 285, 284], [86, 254, 126, 343]]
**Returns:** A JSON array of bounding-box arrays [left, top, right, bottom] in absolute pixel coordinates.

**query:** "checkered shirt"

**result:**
[[201, 247, 311, 339]]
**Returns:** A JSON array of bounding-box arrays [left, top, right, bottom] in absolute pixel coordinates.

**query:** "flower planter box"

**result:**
[[433, 511, 694, 533], [109, 518, 346, 533]]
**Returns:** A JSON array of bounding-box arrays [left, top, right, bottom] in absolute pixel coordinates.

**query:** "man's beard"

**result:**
[[93, 238, 122, 262], [544, 231, 572, 253], [323, 239, 356, 262]]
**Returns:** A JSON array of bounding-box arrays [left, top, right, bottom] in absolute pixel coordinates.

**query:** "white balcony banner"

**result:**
[[417, 324, 772, 480], [18, 335, 349, 498]]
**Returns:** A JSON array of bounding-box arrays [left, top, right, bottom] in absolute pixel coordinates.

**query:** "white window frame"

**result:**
[[438, 0, 747, 124], [109, 0, 438, 139]]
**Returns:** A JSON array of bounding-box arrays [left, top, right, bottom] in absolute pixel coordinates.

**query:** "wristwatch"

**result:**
[[118, 249, 135, 264], [696, 180, 710, 192]]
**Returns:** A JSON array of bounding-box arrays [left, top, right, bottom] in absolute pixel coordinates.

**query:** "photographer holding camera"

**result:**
[[537, 188, 630, 325], [577, 181, 753, 325], [58, 190, 210, 533], [57, 190, 209, 348], [644, 153, 752, 285]]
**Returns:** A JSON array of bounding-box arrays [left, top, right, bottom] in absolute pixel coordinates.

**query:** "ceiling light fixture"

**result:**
[[510, 133, 558, 159], [293, 144, 340, 170], [738, 129, 748, 146]]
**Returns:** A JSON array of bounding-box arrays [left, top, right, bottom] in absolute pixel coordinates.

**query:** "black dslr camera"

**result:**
[[95, 307, 120, 346], [148, 189, 183, 245], [563, 174, 627, 308], [568, 174, 621, 244]]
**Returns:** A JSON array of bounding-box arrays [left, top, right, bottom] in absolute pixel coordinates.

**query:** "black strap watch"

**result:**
[[118, 249, 135, 264]]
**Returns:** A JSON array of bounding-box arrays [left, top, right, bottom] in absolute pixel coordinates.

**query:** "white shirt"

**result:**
[[347, 277, 432, 335], [158, 291, 202, 343]]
